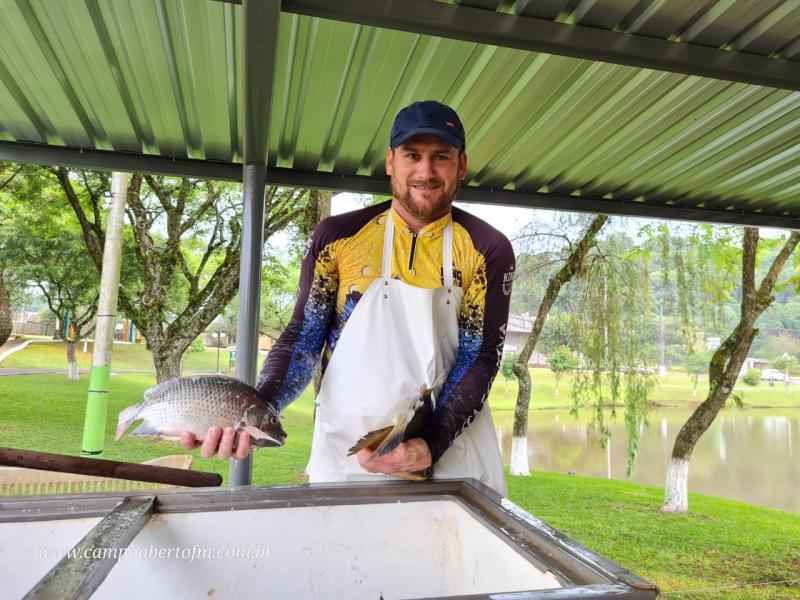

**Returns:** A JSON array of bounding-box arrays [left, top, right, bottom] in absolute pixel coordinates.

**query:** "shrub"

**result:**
[[742, 369, 760, 386]]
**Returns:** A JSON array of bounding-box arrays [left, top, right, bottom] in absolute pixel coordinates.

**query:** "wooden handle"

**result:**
[[0, 447, 222, 488]]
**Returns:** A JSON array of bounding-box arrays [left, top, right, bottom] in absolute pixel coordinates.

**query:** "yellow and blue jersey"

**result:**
[[256, 200, 515, 462]]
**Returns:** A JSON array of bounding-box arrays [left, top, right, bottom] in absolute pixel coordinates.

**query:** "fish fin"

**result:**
[[115, 403, 143, 440], [346, 426, 393, 456], [130, 422, 159, 437], [240, 425, 284, 447]]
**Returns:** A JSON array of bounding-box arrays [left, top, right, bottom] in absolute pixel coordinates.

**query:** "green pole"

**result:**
[[81, 172, 128, 456]]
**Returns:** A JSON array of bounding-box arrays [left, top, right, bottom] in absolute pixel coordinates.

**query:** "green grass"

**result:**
[[490, 370, 800, 410], [6, 340, 800, 409], [507, 473, 800, 599], [1, 340, 234, 372], [1, 373, 798, 598]]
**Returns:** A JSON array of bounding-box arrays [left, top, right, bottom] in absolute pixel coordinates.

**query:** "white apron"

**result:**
[[306, 211, 507, 496]]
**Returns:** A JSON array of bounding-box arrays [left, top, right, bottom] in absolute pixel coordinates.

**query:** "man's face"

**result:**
[[386, 134, 467, 224]]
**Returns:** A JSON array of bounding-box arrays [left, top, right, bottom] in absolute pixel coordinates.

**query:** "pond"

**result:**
[[493, 408, 800, 513]]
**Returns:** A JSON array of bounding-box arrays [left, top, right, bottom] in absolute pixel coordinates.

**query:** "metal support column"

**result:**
[[230, 0, 281, 486]]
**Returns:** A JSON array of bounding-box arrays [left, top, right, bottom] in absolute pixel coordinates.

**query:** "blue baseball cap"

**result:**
[[390, 100, 466, 151]]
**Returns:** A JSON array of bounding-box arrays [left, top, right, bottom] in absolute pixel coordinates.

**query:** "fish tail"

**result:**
[[347, 426, 393, 456], [115, 403, 142, 440], [371, 414, 408, 459]]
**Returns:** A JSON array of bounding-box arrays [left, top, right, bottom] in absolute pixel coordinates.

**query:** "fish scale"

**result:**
[[116, 375, 287, 448]]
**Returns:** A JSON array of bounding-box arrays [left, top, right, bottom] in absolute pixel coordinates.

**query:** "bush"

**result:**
[[500, 352, 517, 381], [186, 336, 206, 355], [742, 369, 761, 386]]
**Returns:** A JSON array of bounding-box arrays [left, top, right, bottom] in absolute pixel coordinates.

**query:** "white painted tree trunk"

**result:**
[[66, 341, 79, 381], [510, 436, 530, 476], [662, 457, 689, 513]]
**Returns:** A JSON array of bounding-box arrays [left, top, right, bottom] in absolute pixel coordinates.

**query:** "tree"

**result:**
[[547, 346, 578, 396], [0, 169, 98, 379], [663, 227, 800, 513], [510, 214, 608, 476], [683, 352, 709, 398], [569, 230, 654, 476], [770, 353, 798, 374], [0, 271, 10, 347], [54, 168, 308, 381], [0, 164, 24, 346]]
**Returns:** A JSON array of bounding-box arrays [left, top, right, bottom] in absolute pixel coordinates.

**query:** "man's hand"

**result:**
[[356, 438, 432, 474], [180, 427, 252, 460]]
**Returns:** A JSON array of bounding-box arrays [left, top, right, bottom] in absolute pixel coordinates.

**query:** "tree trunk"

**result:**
[[511, 215, 608, 477], [66, 341, 80, 381], [554, 374, 561, 396], [510, 360, 532, 475], [0, 271, 11, 347], [663, 228, 800, 513], [302, 190, 332, 239], [692, 375, 698, 398], [152, 345, 184, 382]]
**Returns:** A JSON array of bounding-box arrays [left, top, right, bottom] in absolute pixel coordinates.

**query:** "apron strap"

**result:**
[[382, 211, 395, 280], [382, 209, 454, 286], [442, 218, 453, 287]]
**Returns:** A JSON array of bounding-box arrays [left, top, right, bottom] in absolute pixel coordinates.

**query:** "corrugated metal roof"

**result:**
[[0, 0, 799, 226]]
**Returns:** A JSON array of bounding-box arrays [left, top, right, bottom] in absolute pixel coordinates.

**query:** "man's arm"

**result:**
[[255, 229, 339, 411], [421, 233, 515, 463], [181, 220, 339, 458]]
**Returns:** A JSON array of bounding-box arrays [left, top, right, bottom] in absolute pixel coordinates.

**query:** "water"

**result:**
[[493, 408, 800, 513]]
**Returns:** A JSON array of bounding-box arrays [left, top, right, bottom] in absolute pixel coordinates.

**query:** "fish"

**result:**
[[115, 375, 287, 448], [347, 383, 440, 481]]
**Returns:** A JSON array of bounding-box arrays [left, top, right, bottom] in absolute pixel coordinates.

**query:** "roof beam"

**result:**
[[267, 0, 800, 91], [3, 140, 798, 230]]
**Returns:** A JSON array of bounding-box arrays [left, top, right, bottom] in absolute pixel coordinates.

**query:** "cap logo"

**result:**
[[446, 121, 456, 128]]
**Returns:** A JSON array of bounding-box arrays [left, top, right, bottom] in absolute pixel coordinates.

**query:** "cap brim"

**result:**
[[391, 127, 464, 150]]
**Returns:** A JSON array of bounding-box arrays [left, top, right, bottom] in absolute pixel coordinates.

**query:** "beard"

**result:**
[[391, 175, 460, 222]]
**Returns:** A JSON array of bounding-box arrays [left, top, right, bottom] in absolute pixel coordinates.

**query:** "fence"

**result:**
[[11, 321, 55, 337]]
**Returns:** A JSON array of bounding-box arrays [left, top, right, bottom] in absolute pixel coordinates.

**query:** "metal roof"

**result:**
[[1, 0, 799, 227]]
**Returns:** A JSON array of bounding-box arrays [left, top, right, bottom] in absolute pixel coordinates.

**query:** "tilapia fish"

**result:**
[[116, 375, 287, 448], [347, 384, 436, 481]]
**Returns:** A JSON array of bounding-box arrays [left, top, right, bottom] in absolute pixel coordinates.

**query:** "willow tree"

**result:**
[[54, 168, 309, 381], [663, 227, 800, 513], [510, 214, 608, 476], [569, 231, 654, 474]]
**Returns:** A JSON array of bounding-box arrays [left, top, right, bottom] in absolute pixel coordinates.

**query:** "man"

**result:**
[[182, 101, 515, 495]]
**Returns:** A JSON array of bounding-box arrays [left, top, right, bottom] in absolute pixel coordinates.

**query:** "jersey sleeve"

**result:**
[[421, 232, 515, 463], [254, 219, 339, 411]]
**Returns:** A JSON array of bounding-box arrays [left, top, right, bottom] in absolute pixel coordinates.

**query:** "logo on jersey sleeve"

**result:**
[[502, 267, 515, 296]]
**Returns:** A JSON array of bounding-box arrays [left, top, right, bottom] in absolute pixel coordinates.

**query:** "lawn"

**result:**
[[490, 369, 800, 410], [1, 372, 798, 598], [1, 339, 235, 373], [6, 339, 800, 410]]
